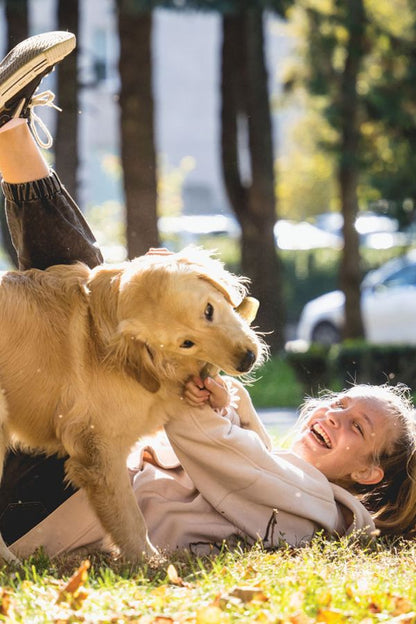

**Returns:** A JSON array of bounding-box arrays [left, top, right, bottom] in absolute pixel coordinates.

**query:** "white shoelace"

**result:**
[[14, 90, 62, 149]]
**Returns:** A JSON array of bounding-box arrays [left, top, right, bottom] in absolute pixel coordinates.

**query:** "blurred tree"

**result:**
[[276, 109, 337, 220], [359, 1, 416, 227], [115, 0, 288, 350], [221, 6, 286, 352], [0, 0, 29, 267], [117, 1, 159, 258], [288, 0, 367, 340], [55, 0, 80, 203]]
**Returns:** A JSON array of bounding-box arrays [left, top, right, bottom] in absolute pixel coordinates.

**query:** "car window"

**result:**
[[380, 264, 416, 289]]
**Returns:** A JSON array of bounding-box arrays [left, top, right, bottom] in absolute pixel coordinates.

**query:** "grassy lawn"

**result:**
[[2, 536, 416, 622]]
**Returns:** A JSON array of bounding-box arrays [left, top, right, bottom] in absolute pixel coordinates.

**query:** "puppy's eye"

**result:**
[[180, 340, 195, 349], [205, 303, 214, 321]]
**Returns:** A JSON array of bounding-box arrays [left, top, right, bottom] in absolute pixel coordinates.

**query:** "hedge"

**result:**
[[285, 341, 416, 396]]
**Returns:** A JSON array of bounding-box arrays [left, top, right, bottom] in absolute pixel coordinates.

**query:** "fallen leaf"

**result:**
[[167, 564, 181, 584], [316, 608, 347, 623], [195, 605, 229, 623], [166, 563, 193, 588], [288, 612, 314, 624], [392, 595, 413, 616], [0, 588, 14, 617], [228, 586, 268, 603], [56, 559, 91, 606]]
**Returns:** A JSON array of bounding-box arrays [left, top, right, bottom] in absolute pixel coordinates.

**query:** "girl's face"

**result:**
[[291, 391, 398, 484]]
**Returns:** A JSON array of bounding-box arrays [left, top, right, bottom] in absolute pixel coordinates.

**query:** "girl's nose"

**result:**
[[326, 410, 340, 428]]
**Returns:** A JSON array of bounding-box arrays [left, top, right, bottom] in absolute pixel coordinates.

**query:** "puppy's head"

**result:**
[[116, 248, 267, 387]]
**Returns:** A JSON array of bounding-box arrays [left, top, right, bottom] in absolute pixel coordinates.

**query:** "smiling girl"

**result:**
[[1, 32, 416, 559]]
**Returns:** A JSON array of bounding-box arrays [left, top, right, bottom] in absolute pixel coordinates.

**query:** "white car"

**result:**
[[296, 250, 416, 345]]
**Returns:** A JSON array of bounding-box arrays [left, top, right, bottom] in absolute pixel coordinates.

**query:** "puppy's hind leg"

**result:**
[[0, 391, 19, 563]]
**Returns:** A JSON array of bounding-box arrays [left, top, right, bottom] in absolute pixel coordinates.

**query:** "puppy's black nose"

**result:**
[[237, 349, 256, 372]]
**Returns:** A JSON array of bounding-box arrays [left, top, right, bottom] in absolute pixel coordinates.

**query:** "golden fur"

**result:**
[[0, 247, 265, 562]]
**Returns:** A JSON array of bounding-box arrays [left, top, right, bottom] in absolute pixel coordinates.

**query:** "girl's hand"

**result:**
[[183, 375, 231, 411]]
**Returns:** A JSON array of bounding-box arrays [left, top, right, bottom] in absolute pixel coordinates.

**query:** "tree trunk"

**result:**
[[338, 0, 366, 339], [221, 10, 285, 353], [1, 0, 29, 266], [55, 0, 80, 203], [117, 3, 159, 258]]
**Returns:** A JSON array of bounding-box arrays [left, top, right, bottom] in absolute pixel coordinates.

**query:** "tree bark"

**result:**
[[338, 0, 366, 339], [56, 0, 80, 203], [117, 3, 159, 258], [221, 10, 285, 353]]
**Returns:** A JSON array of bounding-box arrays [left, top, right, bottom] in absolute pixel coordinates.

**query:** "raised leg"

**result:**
[[0, 119, 103, 270]]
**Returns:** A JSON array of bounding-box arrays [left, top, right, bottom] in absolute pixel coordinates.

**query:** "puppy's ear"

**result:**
[[117, 320, 161, 394], [235, 297, 259, 324], [123, 343, 161, 394], [126, 355, 161, 394], [197, 273, 241, 307]]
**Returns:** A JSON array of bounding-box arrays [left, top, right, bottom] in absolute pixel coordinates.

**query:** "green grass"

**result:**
[[2, 535, 416, 622], [250, 355, 304, 409]]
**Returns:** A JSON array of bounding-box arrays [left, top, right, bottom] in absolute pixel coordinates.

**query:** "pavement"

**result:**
[[258, 407, 298, 436]]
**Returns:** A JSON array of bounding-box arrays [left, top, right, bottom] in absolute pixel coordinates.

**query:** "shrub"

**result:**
[[331, 341, 416, 390], [285, 341, 416, 397], [285, 344, 332, 396]]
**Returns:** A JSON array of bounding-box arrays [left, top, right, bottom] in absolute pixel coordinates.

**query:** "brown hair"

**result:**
[[298, 384, 416, 537]]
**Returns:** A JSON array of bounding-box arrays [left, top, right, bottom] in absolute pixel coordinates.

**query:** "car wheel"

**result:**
[[311, 321, 341, 345]]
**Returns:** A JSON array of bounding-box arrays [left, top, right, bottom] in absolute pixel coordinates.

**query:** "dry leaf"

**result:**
[[166, 563, 193, 588], [316, 608, 347, 623], [56, 559, 91, 605], [167, 564, 181, 585], [228, 586, 268, 603], [0, 588, 14, 618], [195, 605, 229, 623], [392, 595, 413, 616], [152, 617, 175, 623], [288, 612, 314, 624]]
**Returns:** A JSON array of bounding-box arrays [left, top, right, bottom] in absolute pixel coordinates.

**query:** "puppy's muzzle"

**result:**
[[237, 349, 256, 373]]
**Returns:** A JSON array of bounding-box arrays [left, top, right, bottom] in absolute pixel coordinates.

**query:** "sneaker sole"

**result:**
[[0, 31, 76, 108]]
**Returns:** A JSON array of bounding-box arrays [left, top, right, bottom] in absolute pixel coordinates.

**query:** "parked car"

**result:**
[[296, 250, 416, 345], [274, 219, 342, 250], [313, 211, 407, 249], [158, 214, 241, 248]]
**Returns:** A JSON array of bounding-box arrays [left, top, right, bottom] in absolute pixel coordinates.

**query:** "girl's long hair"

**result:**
[[299, 384, 416, 537]]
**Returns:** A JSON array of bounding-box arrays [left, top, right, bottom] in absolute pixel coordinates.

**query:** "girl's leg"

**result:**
[[0, 33, 101, 544], [0, 30, 103, 270], [0, 119, 103, 270]]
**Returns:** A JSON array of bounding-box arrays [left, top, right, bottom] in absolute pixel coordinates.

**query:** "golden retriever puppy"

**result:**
[[0, 247, 266, 563]]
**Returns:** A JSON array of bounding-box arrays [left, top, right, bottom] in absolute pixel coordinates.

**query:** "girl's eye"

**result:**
[[205, 303, 214, 321], [353, 421, 364, 436], [180, 340, 195, 349]]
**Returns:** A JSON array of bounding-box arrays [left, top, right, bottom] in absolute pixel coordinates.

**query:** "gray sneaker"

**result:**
[[0, 31, 76, 129]]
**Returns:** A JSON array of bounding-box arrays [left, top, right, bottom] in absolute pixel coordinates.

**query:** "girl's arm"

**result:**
[[183, 375, 272, 449], [164, 382, 339, 538]]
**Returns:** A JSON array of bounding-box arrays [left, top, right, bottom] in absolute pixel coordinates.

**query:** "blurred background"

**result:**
[[1, 0, 416, 406]]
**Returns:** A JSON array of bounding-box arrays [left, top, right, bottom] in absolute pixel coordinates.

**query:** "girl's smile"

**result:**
[[291, 390, 399, 484]]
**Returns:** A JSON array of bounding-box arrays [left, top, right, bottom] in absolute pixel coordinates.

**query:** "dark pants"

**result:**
[[0, 171, 103, 544]]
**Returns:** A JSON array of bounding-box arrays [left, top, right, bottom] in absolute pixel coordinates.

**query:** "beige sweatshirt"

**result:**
[[11, 380, 375, 559]]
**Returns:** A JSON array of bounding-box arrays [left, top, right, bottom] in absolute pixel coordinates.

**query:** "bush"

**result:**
[[285, 344, 332, 396], [285, 341, 416, 397], [250, 356, 303, 408], [331, 341, 416, 390]]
